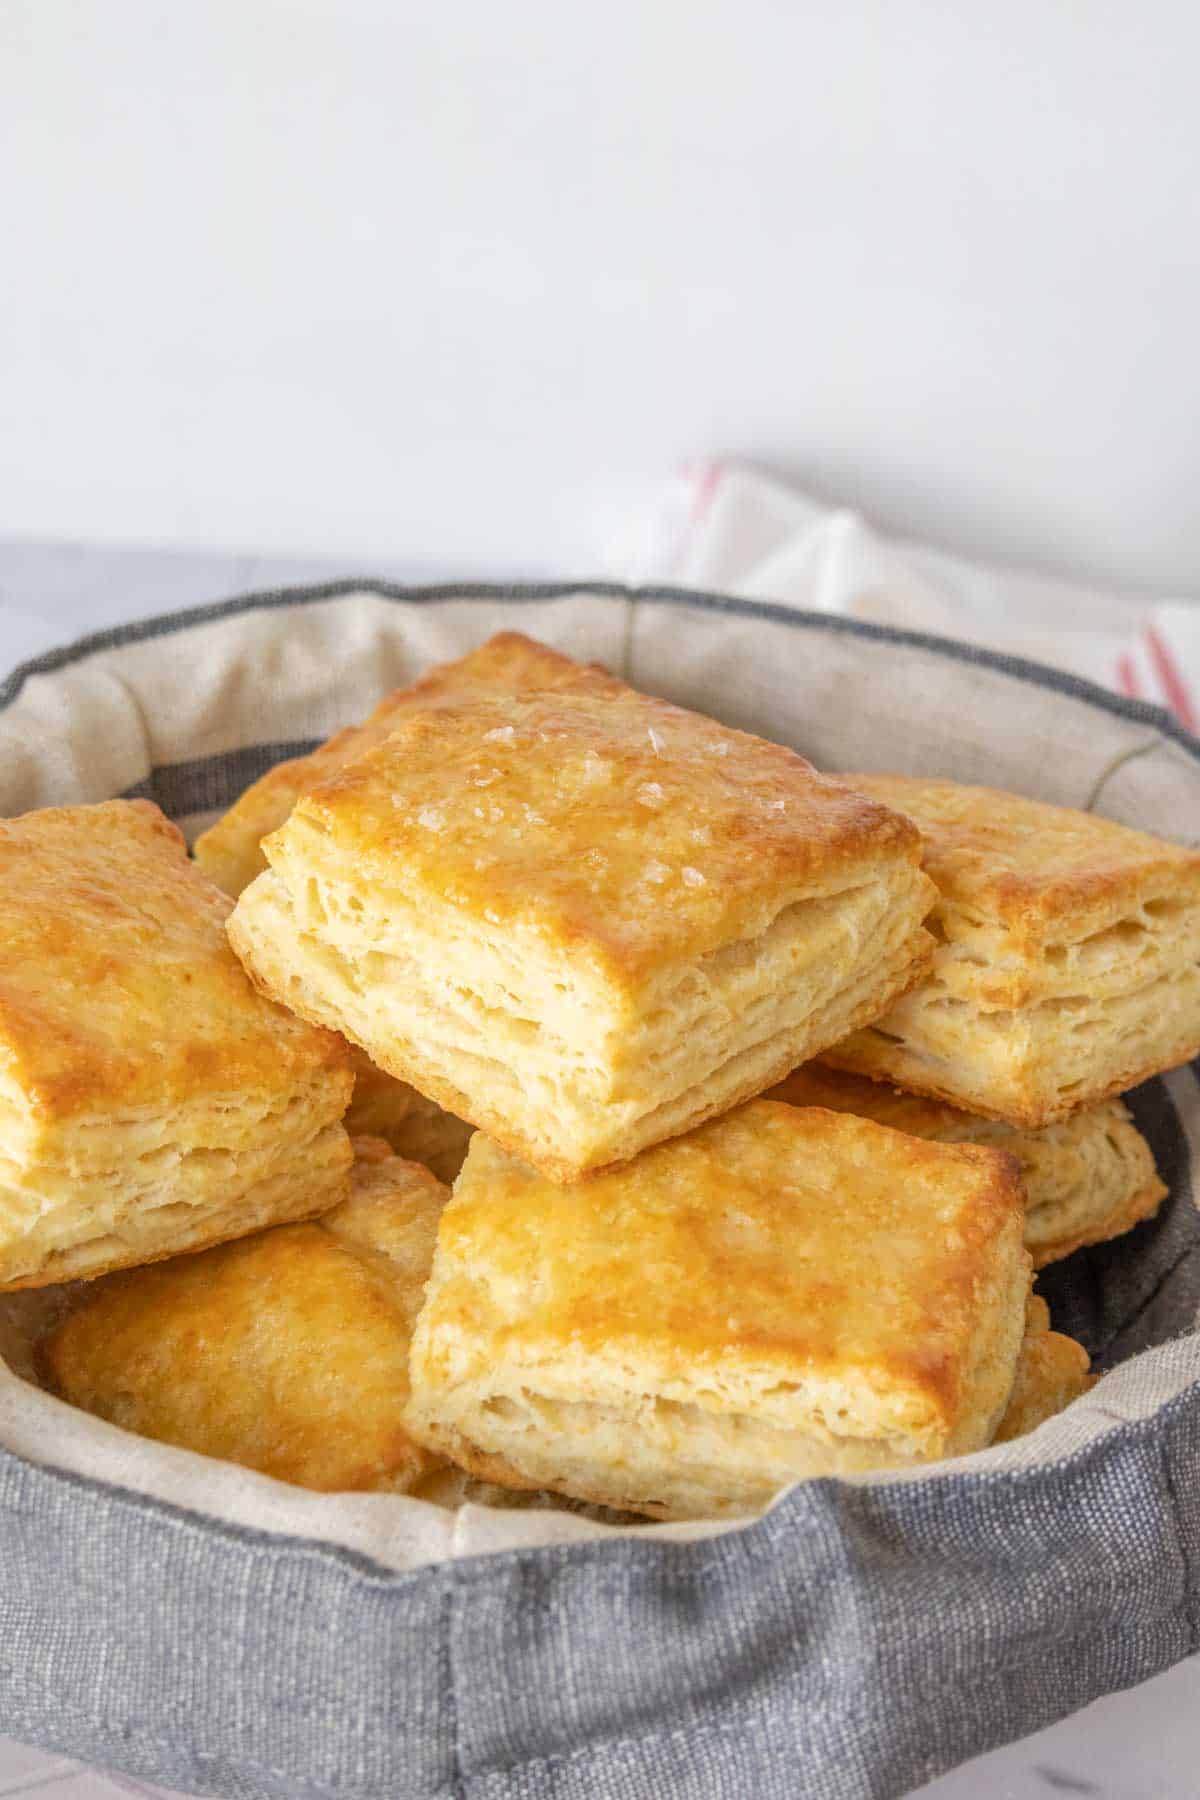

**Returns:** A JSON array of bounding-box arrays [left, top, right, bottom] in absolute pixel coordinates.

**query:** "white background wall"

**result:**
[[4, 0, 1200, 594]]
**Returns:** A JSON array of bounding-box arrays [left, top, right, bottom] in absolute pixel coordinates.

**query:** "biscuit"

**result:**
[[194, 633, 601, 1174], [404, 1102, 1030, 1520], [0, 800, 353, 1290], [824, 775, 1200, 1126], [992, 1295, 1092, 1443], [343, 1046, 474, 1183], [40, 1139, 449, 1493], [228, 661, 936, 1180], [768, 1066, 1165, 1267]]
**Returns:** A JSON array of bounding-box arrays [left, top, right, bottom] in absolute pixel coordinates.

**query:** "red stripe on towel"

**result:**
[[1144, 625, 1197, 731], [1116, 652, 1142, 699], [688, 460, 724, 527]]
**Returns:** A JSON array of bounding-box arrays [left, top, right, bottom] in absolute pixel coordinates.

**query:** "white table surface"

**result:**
[[0, 534, 1195, 1800]]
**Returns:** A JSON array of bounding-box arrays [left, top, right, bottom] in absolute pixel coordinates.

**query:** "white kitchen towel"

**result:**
[[606, 461, 1199, 730]]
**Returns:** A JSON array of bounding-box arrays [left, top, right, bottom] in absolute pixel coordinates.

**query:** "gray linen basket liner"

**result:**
[[0, 581, 1197, 1800]]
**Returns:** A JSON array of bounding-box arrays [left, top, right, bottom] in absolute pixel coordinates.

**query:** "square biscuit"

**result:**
[[769, 1065, 1165, 1267], [40, 1139, 450, 1493], [404, 1101, 1030, 1519], [0, 800, 354, 1289], [227, 654, 936, 1180], [824, 775, 1200, 1126], [194, 633, 606, 1171]]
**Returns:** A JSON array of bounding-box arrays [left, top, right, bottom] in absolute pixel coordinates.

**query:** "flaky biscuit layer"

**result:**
[[827, 775, 1200, 1124], [231, 859, 933, 1180]]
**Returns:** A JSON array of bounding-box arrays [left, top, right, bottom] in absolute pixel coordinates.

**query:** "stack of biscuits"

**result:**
[[7, 634, 1198, 1523]]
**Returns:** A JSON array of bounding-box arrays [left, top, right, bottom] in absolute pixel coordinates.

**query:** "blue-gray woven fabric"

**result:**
[[1, 1390, 1198, 1800], [0, 581, 1197, 1800]]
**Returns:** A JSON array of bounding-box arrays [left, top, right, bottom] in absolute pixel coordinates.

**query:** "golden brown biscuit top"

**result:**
[[432, 1102, 1025, 1422], [193, 633, 618, 896], [0, 799, 348, 1117], [279, 688, 925, 976], [845, 774, 1200, 931]]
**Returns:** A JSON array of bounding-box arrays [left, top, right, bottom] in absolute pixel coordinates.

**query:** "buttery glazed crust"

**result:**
[[0, 800, 353, 1289], [768, 1065, 1166, 1268], [404, 1102, 1030, 1519], [227, 649, 936, 1179], [825, 773, 1200, 1125], [193, 632, 619, 898], [0, 799, 348, 1115], [40, 1140, 450, 1494]]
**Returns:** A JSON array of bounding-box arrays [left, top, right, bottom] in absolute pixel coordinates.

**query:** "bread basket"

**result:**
[[1, 579, 1196, 1800]]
